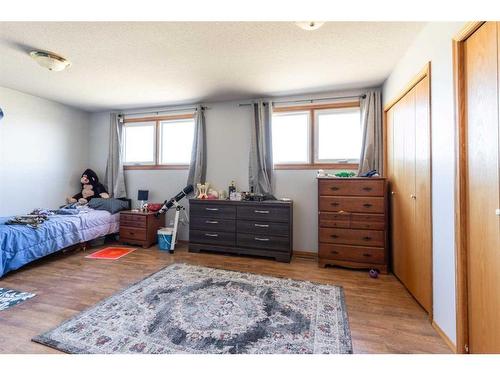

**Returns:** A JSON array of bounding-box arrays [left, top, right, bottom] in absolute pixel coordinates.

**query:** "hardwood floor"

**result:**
[[0, 244, 451, 354]]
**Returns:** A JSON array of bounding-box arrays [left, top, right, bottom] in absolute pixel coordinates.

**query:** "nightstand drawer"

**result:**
[[319, 244, 385, 264], [237, 205, 290, 222], [319, 228, 385, 247], [120, 226, 147, 241], [120, 215, 148, 228], [319, 179, 385, 197]]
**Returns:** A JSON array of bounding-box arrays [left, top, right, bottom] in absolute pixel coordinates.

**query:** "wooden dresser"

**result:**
[[317, 177, 388, 273], [189, 199, 293, 262], [119, 211, 165, 248]]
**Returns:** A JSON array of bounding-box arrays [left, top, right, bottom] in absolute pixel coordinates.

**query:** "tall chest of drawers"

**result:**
[[317, 177, 388, 273], [189, 199, 293, 262]]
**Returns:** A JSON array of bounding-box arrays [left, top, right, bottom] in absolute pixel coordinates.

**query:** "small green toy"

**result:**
[[334, 171, 356, 178]]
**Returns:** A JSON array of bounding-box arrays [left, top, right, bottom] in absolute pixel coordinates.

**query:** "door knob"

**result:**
[[410, 194, 417, 200], [391, 191, 396, 195], [496, 208, 500, 216]]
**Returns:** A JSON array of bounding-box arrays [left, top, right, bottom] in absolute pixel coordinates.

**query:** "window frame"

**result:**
[[123, 113, 195, 170], [271, 110, 311, 165], [272, 101, 361, 170]]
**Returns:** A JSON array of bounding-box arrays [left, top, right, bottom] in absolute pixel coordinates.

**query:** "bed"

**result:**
[[0, 207, 125, 278]]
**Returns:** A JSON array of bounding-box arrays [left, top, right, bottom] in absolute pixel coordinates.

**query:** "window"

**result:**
[[159, 119, 195, 165], [315, 108, 362, 163], [123, 114, 195, 169], [272, 111, 310, 164], [272, 103, 361, 169], [124, 122, 156, 165]]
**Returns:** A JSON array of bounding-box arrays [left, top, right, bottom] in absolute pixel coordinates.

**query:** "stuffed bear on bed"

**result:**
[[67, 169, 110, 204]]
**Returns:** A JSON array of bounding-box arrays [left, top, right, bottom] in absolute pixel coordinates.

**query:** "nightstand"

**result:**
[[119, 210, 165, 248]]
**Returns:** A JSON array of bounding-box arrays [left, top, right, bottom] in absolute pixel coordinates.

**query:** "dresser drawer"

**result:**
[[319, 196, 384, 213], [237, 220, 290, 237], [190, 217, 235, 233], [190, 229, 236, 246], [319, 244, 385, 264], [237, 233, 290, 252], [319, 179, 385, 197], [120, 226, 147, 241], [190, 203, 236, 219], [237, 205, 290, 222], [319, 212, 351, 228], [350, 214, 385, 230], [120, 214, 147, 228], [319, 228, 385, 247]]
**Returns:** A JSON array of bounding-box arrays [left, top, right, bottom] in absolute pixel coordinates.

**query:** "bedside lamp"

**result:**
[[137, 190, 149, 211]]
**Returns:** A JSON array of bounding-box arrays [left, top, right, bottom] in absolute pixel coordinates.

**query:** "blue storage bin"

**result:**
[[158, 228, 173, 251]]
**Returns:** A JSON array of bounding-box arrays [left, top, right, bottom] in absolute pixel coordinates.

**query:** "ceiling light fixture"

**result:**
[[295, 21, 325, 31], [29, 51, 71, 72]]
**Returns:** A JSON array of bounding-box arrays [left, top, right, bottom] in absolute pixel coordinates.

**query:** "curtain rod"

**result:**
[[121, 105, 209, 117], [238, 94, 366, 107]]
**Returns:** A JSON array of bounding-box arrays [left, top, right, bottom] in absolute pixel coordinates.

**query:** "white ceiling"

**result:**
[[0, 22, 425, 112]]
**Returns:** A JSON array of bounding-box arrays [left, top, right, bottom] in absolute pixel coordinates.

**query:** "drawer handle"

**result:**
[[330, 235, 339, 239], [254, 210, 270, 214], [362, 187, 373, 191], [255, 237, 270, 241], [330, 187, 340, 191], [205, 233, 219, 237], [330, 250, 339, 254], [205, 208, 219, 211], [363, 203, 373, 208], [363, 236, 372, 241], [205, 220, 219, 224], [254, 224, 269, 228], [362, 253, 372, 257], [330, 202, 340, 206]]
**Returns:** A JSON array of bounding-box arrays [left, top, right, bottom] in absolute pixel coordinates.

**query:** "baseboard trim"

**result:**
[[432, 320, 457, 353], [293, 251, 318, 260]]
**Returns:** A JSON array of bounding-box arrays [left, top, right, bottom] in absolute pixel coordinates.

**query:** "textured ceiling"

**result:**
[[0, 22, 425, 112]]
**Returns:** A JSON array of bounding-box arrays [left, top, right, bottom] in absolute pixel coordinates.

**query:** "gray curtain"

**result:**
[[187, 105, 207, 188], [105, 112, 127, 198], [358, 90, 383, 176], [249, 100, 274, 196]]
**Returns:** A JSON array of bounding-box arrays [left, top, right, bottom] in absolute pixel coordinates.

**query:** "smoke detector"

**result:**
[[29, 51, 71, 72], [295, 21, 325, 31]]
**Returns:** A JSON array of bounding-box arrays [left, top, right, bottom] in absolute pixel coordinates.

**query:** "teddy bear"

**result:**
[[67, 169, 110, 204]]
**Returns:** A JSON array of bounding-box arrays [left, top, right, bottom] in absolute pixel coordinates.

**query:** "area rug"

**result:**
[[32, 263, 352, 354], [0, 288, 36, 311], [85, 246, 136, 260]]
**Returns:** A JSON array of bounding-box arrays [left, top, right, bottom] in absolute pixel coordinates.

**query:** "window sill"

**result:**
[[124, 165, 189, 171], [273, 163, 359, 170]]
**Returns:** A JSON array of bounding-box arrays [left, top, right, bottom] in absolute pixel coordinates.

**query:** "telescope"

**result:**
[[156, 184, 194, 216], [155, 184, 193, 253]]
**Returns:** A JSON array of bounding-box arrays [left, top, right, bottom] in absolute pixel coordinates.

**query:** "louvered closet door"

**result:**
[[464, 21, 500, 353]]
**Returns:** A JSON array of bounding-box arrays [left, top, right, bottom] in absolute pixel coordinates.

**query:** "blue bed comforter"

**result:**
[[0, 210, 119, 277]]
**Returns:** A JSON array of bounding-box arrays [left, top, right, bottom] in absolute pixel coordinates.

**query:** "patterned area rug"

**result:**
[[0, 288, 35, 311], [33, 263, 352, 354]]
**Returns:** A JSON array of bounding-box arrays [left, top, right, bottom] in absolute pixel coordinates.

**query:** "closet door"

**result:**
[[464, 21, 500, 353], [412, 77, 432, 312], [387, 74, 432, 314]]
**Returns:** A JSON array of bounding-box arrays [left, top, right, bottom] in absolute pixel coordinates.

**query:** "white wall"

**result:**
[[382, 22, 465, 346], [0, 86, 90, 215], [88, 90, 365, 250]]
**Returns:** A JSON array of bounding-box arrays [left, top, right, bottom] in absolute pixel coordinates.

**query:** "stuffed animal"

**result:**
[[67, 169, 110, 204]]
